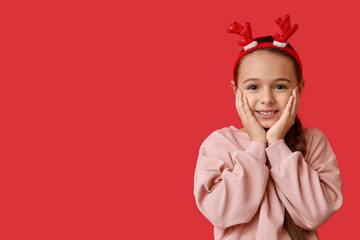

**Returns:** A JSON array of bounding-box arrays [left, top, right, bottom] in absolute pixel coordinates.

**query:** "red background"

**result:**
[[0, 0, 357, 239]]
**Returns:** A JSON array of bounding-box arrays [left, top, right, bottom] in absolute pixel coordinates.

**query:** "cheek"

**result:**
[[243, 94, 256, 110], [277, 94, 292, 109]]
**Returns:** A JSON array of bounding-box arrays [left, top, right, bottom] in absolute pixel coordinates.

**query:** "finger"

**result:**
[[240, 90, 247, 116], [238, 89, 244, 110], [291, 87, 300, 117], [284, 95, 294, 118], [289, 88, 299, 125], [236, 89, 245, 119], [243, 96, 255, 119], [289, 89, 297, 119], [235, 89, 239, 111], [236, 89, 241, 111], [295, 87, 300, 113], [242, 95, 250, 115]]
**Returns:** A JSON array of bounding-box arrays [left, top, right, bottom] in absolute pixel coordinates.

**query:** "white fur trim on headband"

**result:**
[[273, 40, 287, 48], [244, 41, 258, 51]]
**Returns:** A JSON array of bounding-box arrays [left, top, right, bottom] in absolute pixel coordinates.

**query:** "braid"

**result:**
[[282, 115, 307, 240], [284, 116, 306, 156]]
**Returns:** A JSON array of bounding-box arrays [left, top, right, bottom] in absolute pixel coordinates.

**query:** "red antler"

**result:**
[[273, 14, 298, 43], [227, 21, 254, 47]]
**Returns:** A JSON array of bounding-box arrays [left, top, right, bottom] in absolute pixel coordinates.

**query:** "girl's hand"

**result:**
[[266, 87, 300, 145], [236, 89, 267, 144]]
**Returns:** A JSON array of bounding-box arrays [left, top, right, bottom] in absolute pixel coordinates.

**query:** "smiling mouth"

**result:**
[[258, 111, 278, 115], [256, 110, 279, 118]]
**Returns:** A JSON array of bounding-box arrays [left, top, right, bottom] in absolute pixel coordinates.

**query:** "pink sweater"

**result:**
[[193, 125, 343, 240]]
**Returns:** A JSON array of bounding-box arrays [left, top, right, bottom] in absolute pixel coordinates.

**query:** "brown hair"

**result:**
[[234, 36, 306, 240]]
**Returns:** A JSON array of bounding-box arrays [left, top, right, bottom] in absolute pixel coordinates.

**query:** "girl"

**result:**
[[193, 15, 343, 240]]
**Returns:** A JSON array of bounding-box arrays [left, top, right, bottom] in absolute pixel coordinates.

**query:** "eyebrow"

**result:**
[[242, 78, 292, 85]]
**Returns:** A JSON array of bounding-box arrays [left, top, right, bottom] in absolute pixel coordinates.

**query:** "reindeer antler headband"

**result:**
[[228, 14, 303, 81]]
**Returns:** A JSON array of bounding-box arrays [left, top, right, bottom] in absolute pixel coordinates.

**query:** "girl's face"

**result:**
[[236, 50, 303, 129]]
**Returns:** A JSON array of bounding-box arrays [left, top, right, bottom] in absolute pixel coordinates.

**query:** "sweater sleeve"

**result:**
[[193, 131, 270, 229], [265, 128, 343, 231]]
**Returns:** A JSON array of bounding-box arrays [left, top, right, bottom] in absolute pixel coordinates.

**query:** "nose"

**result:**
[[261, 88, 275, 105]]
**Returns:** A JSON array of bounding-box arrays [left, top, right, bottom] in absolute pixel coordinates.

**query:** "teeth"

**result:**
[[259, 111, 275, 115]]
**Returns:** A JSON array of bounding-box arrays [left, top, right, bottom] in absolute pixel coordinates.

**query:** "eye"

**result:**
[[247, 85, 258, 90], [275, 85, 287, 90]]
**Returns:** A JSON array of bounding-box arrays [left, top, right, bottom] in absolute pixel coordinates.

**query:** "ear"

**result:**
[[298, 78, 305, 97], [231, 81, 237, 95]]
